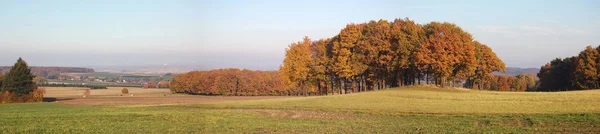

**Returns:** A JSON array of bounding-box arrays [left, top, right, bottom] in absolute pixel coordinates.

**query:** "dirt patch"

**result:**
[[57, 96, 292, 105], [238, 109, 361, 120], [43, 87, 172, 98]]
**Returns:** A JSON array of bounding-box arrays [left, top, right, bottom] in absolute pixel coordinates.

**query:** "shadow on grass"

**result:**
[[43, 97, 74, 102]]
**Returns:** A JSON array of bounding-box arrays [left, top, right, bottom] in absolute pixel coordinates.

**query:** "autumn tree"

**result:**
[[389, 18, 424, 86], [574, 46, 598, 89], [281, 36, 314, 96], [331, 24, 364, 94], [121, 88, 129, 95], [171, 69, 288, 96], [537, 57, 576, 91], [310, 38, 333, 95], [417, 22, 476, 87], [465, 41, 505, 90], [515, 74, 537, 91]]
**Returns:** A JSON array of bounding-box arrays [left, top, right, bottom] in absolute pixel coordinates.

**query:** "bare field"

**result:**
[[42, 87, 172, 98], [42, 86, 293, 105], [57, 96, 294, 105]]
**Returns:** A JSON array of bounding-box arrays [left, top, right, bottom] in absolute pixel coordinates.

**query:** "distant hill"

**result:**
[[493, 67, 540, 76], [0, 66, 95, 79]]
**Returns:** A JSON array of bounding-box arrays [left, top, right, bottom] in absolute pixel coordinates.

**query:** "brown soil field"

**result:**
[[56, 96, 292, 105], [42, 87, 292, 105], [42, 87, 172, 98]]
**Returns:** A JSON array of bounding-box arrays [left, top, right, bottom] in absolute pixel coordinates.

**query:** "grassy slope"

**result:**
[[213, 87, 600, 114], [1, 87, 599, 133]]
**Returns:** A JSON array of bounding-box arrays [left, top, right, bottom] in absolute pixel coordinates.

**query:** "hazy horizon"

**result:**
[[1, 0, 599, 70]]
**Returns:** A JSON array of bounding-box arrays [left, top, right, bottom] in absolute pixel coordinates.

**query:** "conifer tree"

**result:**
[[1, 58, 37, 96]]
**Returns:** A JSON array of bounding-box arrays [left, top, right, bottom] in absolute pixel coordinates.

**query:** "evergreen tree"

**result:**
[[1, 58, 37, 95], [0, 74, 4, 88]]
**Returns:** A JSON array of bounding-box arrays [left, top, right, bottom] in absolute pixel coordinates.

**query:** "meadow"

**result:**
[[1, 87, 599, 133]]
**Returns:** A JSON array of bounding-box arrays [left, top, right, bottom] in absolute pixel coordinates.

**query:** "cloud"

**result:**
[[520, 25, 557, 35], [404, 5, 433, 9], [540, 19, 559, 23], [476, 26, 512, 33], [564, 28, 586, 35]]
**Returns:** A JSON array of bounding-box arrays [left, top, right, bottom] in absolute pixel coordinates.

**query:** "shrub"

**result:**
[[31, 88, 46, 102], [0, 91, 11, 103], [121, 88, 129, 94], [83, 89, 91, 97], [0, 88, 45, 103]]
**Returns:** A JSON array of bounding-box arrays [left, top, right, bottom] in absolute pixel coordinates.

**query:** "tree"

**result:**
[[537, 57, 576, 91], [419, 22, 476, 87], [0, 74, 4, 87], [83, 89, 91, 97], [359, 20, 392, 90], [121, 88, 129, 94], [280, 36, 314, 96], [332, 24, 364, 93], [310, 38, 333, 95], [1, 58, 37, 96], [465, 41, 505, 90], [390, 18, 424, 86], [515, 74, 537, 91], [574, 46, 598, 89]]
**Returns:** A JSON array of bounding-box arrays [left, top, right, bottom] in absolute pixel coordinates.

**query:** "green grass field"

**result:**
[[1, 87, 599, 133]]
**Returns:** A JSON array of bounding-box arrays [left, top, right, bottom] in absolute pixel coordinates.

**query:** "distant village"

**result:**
[[54, 73, 172, 88]]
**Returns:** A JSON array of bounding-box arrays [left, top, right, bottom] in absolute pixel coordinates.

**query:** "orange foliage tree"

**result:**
[[170, 69, 286, 96]]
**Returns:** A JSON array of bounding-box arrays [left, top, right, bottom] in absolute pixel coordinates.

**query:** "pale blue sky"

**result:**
[[0, 0, 599, 70]]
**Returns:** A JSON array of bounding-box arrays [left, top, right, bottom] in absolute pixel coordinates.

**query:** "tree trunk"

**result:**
[[425, 73, 429, 84]]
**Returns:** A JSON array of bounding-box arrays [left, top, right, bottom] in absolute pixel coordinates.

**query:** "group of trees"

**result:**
[[143, 80, 170, 89], [537, 45, 600, 91], [0, 66, 94, 79], [280, 18, 506, 95], [170, 69, 288, 96], [0, 58, 45, 103], [39, 83, 108, 89], [466, 74, 537, 92]]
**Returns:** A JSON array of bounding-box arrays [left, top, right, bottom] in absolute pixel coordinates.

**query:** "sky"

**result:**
[[0, 0, 599, 70]]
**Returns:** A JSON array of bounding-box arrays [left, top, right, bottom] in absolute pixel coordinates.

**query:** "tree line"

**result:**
[[280, 18, 506, 96], [0, 58, 45, 103], [537, 45, 600, 91], [170, 69, 287, 96], [0, 66, 94, 79], [466, 74, 537, 92]]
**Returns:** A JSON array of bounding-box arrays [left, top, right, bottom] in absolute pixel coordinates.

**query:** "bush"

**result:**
[[121, 88, 129, 94], [0, 91, 12, 103], [83, 89, 91, 97], [31, 88, 45, 102], [0, 88, 45, 103]]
